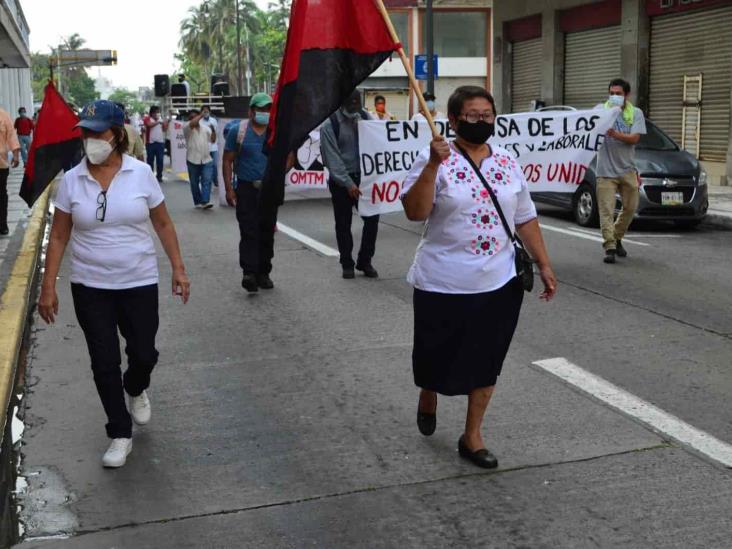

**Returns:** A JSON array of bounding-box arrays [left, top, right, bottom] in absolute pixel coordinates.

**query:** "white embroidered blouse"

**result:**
[[402, 144, 538, 294]]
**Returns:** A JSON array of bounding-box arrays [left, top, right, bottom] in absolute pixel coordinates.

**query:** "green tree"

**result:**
[[56, 33, 100, 107], [108, 88, 147, 116], [31, 52, 51, 102], [177, 0, 290, 95]]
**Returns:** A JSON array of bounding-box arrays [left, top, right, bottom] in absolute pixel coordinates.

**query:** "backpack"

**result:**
[[329, 109, 370, 140]]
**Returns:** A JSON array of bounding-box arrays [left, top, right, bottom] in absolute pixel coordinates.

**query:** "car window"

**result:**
[[638, 121, 678, 151]]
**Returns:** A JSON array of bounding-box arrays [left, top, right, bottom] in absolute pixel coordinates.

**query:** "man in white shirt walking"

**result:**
[[183, 109, 214, 209], [200, 106, 219, 187], [143, 106, 168, 182]]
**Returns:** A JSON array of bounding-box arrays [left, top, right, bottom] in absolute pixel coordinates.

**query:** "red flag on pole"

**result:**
[[20, 81, 83, 207], [260, 0, 400, 209]]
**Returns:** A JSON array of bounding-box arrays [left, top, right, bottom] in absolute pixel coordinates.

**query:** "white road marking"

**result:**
[[276, 222, 340, 257], [532, 357, 732, 468], [540, 224, 650, 246], [567, 226, 681, 239]]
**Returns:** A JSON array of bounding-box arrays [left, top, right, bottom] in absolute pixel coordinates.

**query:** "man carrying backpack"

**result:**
[[222, 93, 274, 292], [320, 90, 379, 279]]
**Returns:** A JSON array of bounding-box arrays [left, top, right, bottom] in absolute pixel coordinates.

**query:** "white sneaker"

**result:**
[[129, 390, 151, 425], [203, 202, 214, 210], [102, 438, 132, 468]]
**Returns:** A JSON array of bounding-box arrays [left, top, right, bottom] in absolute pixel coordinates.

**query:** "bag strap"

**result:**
[[453, 142, 522, 246], [236, 119, 249, 147]]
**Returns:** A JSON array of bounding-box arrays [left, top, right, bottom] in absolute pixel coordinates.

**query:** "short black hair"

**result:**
[[374, 95, 386, 104], [114, 102, 126, 112], [447, 86, 497, 120], [18, 107, 26, 113], [423, 92, 436, 101], [609, 78, 631, 94], [149, 105, 160, 114]]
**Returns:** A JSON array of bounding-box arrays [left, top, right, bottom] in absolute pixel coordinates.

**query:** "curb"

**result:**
[[0, 185, 51, 444], [703, 210, 732, 230]]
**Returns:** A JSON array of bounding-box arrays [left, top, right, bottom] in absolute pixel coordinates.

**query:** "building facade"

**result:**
[[493, 0, 732, 184], [364, 0, 492, 119], [0, 0, 32, 117]]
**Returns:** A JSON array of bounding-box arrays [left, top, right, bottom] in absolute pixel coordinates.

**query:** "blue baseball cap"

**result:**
[[76, 100, 125, 132]]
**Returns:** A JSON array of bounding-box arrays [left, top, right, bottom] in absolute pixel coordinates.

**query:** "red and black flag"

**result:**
[[261, 0, 400, 208], [20, 81, 82, 207]]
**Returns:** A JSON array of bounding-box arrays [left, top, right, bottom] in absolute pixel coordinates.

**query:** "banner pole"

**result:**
[[373, 0, 440, 138]]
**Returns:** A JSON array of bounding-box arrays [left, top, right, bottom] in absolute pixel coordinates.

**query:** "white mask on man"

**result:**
[[608, 94, 624, 107]]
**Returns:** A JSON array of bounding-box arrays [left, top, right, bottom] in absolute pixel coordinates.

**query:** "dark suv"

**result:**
[[531, 118, 709, 228]]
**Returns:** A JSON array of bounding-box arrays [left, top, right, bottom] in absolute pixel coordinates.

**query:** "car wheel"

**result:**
[[573, 184, 599, 227], [673, 219, 702, 230]]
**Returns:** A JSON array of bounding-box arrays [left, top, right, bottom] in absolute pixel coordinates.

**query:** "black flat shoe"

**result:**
[[417, 411, 436, 436], [458, 435, 498, 469], [356, 263, 379, 278], [342, 267, 355, 279], [241, 273, 258, 293], [257, 274, 274, 289]]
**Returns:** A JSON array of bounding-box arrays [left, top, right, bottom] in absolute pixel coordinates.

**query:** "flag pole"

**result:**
[[373, 0, 440, 138]]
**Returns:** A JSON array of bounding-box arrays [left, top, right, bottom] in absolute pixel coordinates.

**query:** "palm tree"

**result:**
[[178, 0, 289, 95]]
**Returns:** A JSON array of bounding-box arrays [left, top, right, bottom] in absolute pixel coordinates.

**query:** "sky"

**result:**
[[22, 0, 271, 91]]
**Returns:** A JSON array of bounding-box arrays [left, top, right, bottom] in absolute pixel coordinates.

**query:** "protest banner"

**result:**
[[358, 108, 619, 216]]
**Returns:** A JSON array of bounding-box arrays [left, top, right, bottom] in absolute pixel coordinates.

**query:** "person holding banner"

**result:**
[[401, 86, 557, 469], [595, 79, 646, 264], [320, 90, 380, 279], [411, 92, 444, 122]]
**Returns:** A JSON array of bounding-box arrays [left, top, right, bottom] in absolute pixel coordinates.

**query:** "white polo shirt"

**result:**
[[54, 155, 165, 290]]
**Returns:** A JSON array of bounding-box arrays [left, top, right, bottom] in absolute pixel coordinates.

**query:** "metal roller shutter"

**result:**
[[649, 6, 732, 161], [511, 38, 542, 113], [564, 26, 621, 109]]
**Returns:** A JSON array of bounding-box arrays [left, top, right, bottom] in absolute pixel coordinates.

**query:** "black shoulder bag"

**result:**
[[454, 143, 535, 292]]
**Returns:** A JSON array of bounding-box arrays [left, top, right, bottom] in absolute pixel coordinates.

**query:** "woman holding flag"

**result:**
[[37, 100, 190, 468], [402, 86, 557, 469]]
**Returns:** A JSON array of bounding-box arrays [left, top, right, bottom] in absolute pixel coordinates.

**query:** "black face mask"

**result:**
[[457, 120, 495, 145]]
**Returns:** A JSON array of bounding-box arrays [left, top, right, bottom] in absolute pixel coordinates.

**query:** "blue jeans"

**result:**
[[146, 142, 165, 180], [187, 161, 214, 205], [19, 135, 31, 163]]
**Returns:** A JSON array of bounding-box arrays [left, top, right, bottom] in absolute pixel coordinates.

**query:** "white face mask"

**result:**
[[84, 138, 114, 165], [608, 94, 624, 107]]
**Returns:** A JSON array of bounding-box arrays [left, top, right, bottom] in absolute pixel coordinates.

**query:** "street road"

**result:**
[[17, 179, 732, 548]]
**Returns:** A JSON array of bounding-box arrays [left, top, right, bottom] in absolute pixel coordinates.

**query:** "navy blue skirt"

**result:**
[[412, 277, 524, 396]]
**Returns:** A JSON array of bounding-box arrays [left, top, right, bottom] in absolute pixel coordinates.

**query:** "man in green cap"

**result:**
[[222, 93, 275, 292]]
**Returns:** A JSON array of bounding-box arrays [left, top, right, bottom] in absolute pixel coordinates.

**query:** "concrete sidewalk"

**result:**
[[13, 172, 732, 547], [706, 184, 732, 228]]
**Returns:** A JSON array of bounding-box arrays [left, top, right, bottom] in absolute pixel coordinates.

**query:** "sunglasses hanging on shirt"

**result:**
[[96, 191, 107, 222]]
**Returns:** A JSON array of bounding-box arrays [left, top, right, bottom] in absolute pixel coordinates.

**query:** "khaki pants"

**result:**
[[596, 171, 639, 251]]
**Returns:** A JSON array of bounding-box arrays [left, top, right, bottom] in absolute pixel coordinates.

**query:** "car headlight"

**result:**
[[699, 170, 708, 186]]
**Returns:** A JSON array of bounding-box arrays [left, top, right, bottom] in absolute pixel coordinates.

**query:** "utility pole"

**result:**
[[244, 23, 252, 95], [426, 0, 434, 95], [235, 0, 243, 95]]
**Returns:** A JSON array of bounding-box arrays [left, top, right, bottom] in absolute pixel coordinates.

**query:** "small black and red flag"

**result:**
[[20, 81, 83, 207], [261, 0, 400, 208]]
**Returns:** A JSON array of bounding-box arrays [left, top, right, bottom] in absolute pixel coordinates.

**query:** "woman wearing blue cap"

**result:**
[[37, 100, 190, 468]]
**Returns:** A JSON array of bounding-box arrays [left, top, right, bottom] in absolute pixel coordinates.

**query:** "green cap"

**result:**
[[250, 92, 273, 108]]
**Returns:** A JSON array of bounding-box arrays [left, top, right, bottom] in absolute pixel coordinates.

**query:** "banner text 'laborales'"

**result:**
[[358, 108, 619, 216]]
